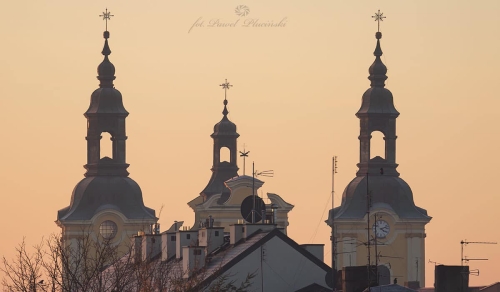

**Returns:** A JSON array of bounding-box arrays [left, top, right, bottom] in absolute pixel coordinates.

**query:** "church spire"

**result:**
[[368, 10, 387, 88], [84, 14, 129, 177], [368, 32, 388, 88], [97, 9, 115, 88], [97, 31, 116, 88], [200, 79, 239, 203], [220, 79, 232, 117], [356, 10, 399, 176]]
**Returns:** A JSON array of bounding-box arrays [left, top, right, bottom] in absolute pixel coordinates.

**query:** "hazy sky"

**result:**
[[0, 0, 499, 287]]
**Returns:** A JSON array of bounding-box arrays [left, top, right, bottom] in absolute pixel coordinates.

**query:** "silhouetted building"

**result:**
[[326, 29, 431, 285], [187, 91, 293, 232], [200, 97, 240, 204], [56, 28, 156, 252]]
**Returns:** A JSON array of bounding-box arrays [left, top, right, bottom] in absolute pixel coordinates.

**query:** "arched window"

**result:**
[[100, 132, 113, 159], [370, 131, 385, 159], [220, 147, 230, 163]]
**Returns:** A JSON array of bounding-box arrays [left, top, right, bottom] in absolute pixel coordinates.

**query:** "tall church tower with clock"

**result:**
[[56, 19, 157, 254], [327, 17, 431, 287]]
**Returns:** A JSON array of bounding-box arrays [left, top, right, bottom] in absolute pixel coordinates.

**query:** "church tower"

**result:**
[[327, 21, 431, 287], [188, 81, 294, 232], [200, 80, 240, 205], [56, 24, 156, 253]]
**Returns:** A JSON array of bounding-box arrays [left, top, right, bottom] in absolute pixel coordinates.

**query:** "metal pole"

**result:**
[[374, 213, 378, 285], [331, 156, 337, 291], [252, 162, 255, 224], [367, 172, 371, 288]]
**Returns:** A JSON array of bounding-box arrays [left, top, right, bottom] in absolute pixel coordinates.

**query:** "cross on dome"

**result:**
[[99, 8, 114, 31], [372, 10, 386, 32]]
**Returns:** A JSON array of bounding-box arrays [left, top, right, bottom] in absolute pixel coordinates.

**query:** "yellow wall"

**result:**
[[334, 212, 427, 285]]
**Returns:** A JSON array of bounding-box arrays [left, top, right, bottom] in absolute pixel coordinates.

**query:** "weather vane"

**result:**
[[239, 144, 250, 175], [372, 10, 386, 32], [219, 79, 233, 101], [99, 8, 114, 31]]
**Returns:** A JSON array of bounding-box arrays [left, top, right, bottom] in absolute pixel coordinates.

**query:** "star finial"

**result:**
[[99, 8, 114, 31], [372, 10, 386, 32], [219, 79, 233, 101]]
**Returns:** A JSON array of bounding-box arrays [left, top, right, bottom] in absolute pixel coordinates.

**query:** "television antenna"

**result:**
[[250, 162, 273, 223], [428, 259, 442, 267], [460, 240, 497, 266]]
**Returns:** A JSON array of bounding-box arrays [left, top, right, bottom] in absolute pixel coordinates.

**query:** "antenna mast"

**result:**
[[460, 240, 497, 265], [331, 156, 338, 291], [251, 162, 273, 224], [460, 240, 496, 292]]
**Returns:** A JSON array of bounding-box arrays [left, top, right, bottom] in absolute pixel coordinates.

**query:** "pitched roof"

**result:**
[[102, 227, 331, 291], [194, 228, 332, 290], [480, 282, 500, 291]]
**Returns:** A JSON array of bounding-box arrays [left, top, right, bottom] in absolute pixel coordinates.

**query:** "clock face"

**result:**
[[372, 220, 390, 238]]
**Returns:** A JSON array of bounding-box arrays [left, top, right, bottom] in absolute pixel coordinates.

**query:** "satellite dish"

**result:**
[[240, 195, 266, 223]]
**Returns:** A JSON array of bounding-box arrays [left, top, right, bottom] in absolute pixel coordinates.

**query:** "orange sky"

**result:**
[[0, 0, 499, 287]]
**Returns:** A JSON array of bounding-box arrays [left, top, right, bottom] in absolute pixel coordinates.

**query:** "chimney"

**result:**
[[230, 223, 245, 244], [342, 265, 377, 292], [176, 228, 199, 259], [142, 234, 162, 261], [198, 227, 225, 254], [271, 204, 278, 224], [182, 246, 206, 279], [435, 265, 469, 292], [300, 244, 324, 262], [131, 235, 143, 264], [161, 231, 177, 261]]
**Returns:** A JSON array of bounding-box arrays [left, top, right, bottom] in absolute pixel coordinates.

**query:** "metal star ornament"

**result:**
[[219, 79, 233, 100], [372, 10, 386, 32], [99, 8, 114, 31]]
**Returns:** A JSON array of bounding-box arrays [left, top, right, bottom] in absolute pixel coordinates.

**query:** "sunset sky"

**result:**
[[0, 0, 499, 287]]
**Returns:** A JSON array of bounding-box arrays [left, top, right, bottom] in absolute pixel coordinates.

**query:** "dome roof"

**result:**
[[212, 116, 238, 136], [84, 31, 128, 116], [85, 87, 128, 115], [356, 87, 399, 116], [57, 176, 156, 221], [97, 56, 115, 77], [356, 32, 399, 117], [211, 100, 239, 137], [333, 175, 430, 220]]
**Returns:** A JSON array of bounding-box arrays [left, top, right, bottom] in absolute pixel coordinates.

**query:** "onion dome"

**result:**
[[212, 99, 239, 138], [85, 30, 128, 116], [97, 31, 115, 87], [357, 32, 399, 117]]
